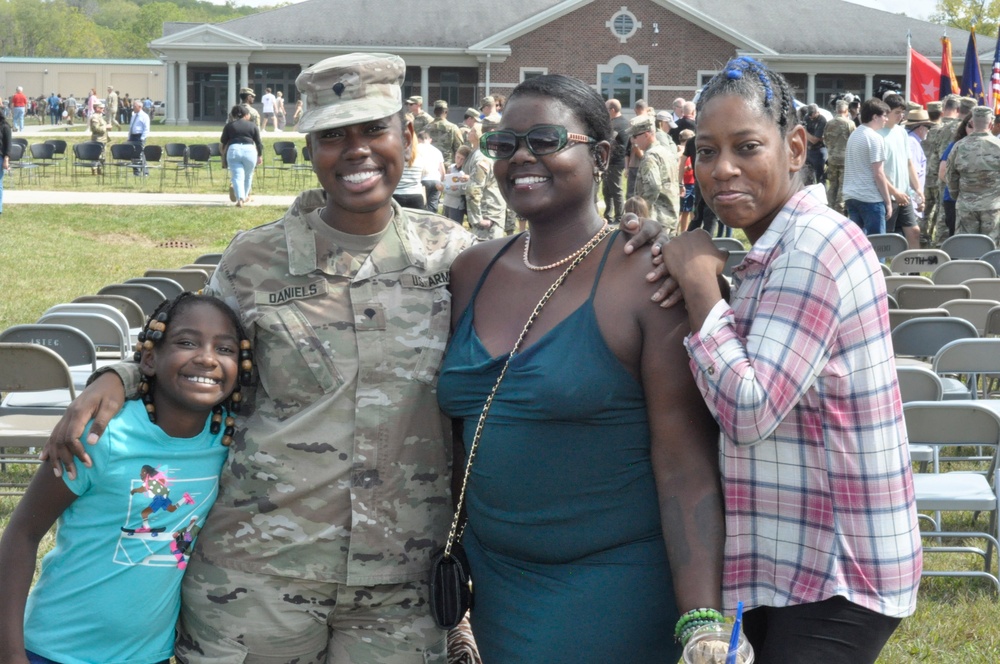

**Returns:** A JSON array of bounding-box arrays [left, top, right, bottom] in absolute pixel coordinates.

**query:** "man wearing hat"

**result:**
[[424, 99, 462, 164], [630, 114, 681, 235], [151, 52, 476, 663], [239, 86, 261, 128], [653, 110, 677, 150], [946, 106, 1000, 241], [106, 86, 119, 128], [823, 99, 855, 213], [479, 95, 500, 123], [920, 101, 943, 238], [89, 98, 110, 147], [406, 95, 433, 133], [905, 108, 935, 228], [460, 107, 480, 146]]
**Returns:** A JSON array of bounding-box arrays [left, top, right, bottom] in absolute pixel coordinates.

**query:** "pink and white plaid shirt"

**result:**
[[685, 185, 922, 618]]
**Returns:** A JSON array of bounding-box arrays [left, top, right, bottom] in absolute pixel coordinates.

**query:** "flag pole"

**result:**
[[906, 30, 913, 104]]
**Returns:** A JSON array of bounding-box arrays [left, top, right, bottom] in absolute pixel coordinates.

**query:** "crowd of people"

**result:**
[[10, 47, 999, 664], [2, 86, 154, 129]]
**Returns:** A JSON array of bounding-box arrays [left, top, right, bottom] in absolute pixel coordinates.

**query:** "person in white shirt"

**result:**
[[260, 88, 277, 132], [415, 131, 445, 213]]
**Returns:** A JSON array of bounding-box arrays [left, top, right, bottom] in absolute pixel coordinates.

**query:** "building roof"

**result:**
[[161, 0, 982, 59], [0, 57, 163, 66]]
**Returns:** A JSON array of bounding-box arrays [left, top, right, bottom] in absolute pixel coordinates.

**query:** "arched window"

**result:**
[[600, 62, 645, 110]]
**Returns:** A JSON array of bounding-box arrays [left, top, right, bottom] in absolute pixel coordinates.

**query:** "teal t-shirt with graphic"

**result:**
[[23, 398, 228, 664]]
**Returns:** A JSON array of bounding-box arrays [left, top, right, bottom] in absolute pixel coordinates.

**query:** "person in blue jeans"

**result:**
[[220, 104, 264, 208], [842, 98, 894, 235], [0, 109, 9, 214]]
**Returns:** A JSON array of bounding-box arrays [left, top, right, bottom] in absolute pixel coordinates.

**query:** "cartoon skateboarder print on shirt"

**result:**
[[170, 516, 202, 569], [121, 464, 194, 536]]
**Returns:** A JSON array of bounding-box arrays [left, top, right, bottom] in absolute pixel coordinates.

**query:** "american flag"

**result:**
[[991, 31, 1000, 116]]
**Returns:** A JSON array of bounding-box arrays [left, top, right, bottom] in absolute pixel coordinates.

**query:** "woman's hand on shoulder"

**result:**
[[657, 230, 727, 306]]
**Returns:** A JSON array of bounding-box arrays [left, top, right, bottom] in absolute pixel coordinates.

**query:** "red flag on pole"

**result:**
[[910, 47, 941, 106], [941, 36, 960, 97]]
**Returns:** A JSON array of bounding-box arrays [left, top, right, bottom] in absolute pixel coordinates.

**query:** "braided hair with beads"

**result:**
[[696, 56, 799, 137], [134, 292, 252, 446]]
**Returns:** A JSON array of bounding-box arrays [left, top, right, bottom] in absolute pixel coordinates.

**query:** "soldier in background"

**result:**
[[927, 95, 964, 245], [407, 95, 433, 133], [919, 100, 943, 243], [424, 100, 463, 164], [946, 106, 1000, 242], [630, 115, 681, 236], [106, 86, 120, 128], [239, 87, 261, 128], [479, 95, 500, 124], [463, 121, 506, 240], [460, 107, 480, 146], [823, 99, 855, 214]]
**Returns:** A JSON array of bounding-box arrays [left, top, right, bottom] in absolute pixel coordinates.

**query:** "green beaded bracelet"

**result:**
[[673, 607, 725, 640]]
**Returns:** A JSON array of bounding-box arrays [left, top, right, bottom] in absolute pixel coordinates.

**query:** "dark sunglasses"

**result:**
[[479, 125, 597, 160]]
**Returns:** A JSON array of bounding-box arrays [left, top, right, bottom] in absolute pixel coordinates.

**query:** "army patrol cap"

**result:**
[[433, 99, 448, 110], [296, 52, 406, 134], [629, 115, 654, 136], [464, 107, 479, 119], [971, 105, 994, 120], [240, 87, 255, 97], [406, 95, 422, 105], [480, 95, 495, 108], [959, 97, 977, 115], [927, 101, 943, 113], [94, 99, 105, 108]]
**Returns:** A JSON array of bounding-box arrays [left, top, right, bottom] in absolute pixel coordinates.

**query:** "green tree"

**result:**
[[932, 0, 1000, 37]]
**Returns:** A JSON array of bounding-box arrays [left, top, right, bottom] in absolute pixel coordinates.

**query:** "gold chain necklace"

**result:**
[[522, 222, 610, 271]]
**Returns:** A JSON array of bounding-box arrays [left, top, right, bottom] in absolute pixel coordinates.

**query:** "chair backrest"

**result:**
[[272, 140, 296, 156], [29, 143, 55, 160], [302, 145, 311, 162], [979, 249, 1000, 275], [42, 303, 131, 344], [188, 144, 212, 162], [883, 274, 932, 297], [722, 250, 748, 278], [987, 305, 1000, 337], [110, 142, 142, 161], [44, 139, 67, 156], [940, 233, 996, 260], [896, 366, 944, 402], [194, 253, 223, 265], [144, 268, 209, 292], [72, 294, 146, 328], [36, 312, 129, 359], [11, 137, 28, 150], [867, 233, 908, 262], [890, 249, 950, 274], [891, 316, 979, 359], [888, 308, 949, 331], [712, 237, 744, 252], [97, 283, 166, 316], [165, 143, 188, 159], [939, 298, 1000, 334], [960, 278, 1000, 301], [0, 343, 77, 398], [73, 141, 104, 161], [124, 276, 184, 300], [7, 143, 24, 162], [143, 144, 163, 163], [280, 146, 298, 165], [895, 284, 971, 309], [886, 293, 898, 310], [207, 143, 222, 158], [933, 338, 1000, 376], [931, 259, 997, 285], [0, 324, 97, 372], [903, 401, 1000, 449]]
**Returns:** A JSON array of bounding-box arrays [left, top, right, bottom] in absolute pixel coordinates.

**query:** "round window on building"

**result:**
[[607, 9, 641, 43]]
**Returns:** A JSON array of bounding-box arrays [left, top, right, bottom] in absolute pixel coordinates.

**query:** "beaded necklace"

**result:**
[[522, 222, 610, 271]]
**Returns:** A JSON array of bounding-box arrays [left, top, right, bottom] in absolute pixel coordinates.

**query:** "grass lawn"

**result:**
[[1, 206, 999, 662]]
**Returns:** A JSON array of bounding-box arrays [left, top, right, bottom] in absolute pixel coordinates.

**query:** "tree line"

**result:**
[[0, 0, 271, 60]]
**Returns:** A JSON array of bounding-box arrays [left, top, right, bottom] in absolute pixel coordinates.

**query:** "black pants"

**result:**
[[742, 596, 901, 664], [393, 193, 425, 210], [602, 162, 625, 222], [128, 133, 146, 175], [943, 199, 956, 237]]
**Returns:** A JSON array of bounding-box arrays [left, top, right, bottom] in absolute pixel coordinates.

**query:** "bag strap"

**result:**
[[443, 224, 614, 557]]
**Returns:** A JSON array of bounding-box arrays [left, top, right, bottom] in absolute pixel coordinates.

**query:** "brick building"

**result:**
[[148, 0, 982, 124]]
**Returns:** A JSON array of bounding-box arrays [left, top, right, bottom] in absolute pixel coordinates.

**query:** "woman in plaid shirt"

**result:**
[[658, 57, 922, 663]]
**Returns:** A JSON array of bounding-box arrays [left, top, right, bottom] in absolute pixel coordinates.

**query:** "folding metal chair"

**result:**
[[931, 260, 997, 285], [36, 312, 129, 361], [940, 299, 1000, 335], [883, 275, 932, 298], [97, 283, 166, 317], [888, 308, 949, 332], [891, 316, 978, 398], [72, 294, 146, 329], [867, 232, 908, 263], [895, 284, 971, 310], [124, 277, 184, 301], [144, 269, 209, 292], [712, 237, 745, 252], [890, 248, 950, 274], [940, 233, 996, 260]]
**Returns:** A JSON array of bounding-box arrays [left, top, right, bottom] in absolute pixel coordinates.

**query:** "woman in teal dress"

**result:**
[[437, 75, 725, 662]]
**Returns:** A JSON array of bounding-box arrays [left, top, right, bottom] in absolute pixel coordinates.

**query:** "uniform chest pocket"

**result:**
[[252, 306, 344, 420]]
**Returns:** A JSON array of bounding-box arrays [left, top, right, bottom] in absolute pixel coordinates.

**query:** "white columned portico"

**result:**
[[420, 65, 429, 105], [178, 61, 189, 124], [228, 62, 237, 110], [806, 73, 816, 104], [165, 61, 176, 125], [241, 62, 249, 92], [864, 74, 874, 100]]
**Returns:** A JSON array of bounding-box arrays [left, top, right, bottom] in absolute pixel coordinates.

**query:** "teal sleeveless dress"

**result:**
[[437, 232, 681, 663]]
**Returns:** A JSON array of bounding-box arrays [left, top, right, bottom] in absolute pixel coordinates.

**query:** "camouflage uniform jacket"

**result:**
[[424, 118, 463, 164], [248, 106, 262, 129], [636, 142, 680, 231], [823, 116, 854, 167], [927, 117, 959, 172], [945, 132, 1000, 210], [462, 149, 506, 237], [413, 111, 433, 134], [111, 191, 475, 586]]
